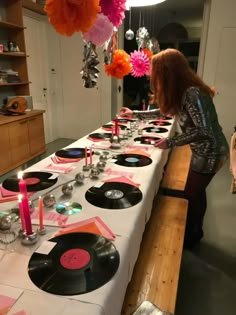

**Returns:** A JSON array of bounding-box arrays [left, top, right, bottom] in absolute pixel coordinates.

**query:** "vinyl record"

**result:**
[[118, 118, 135, 123], [28, 232, 120, 295], [56, 201, 82, 215], [89, 133, 111, 140], [85, 182, 142, 209], [142, 126, 168, 133], [2, 171, 58, 192], [157, 115, 172, 120], [113, 153, 152, 167], [149, 120, 172, 126], [102, 124, 127, 131], [55, 148, 93, 159], [134, 136, 161, 145]]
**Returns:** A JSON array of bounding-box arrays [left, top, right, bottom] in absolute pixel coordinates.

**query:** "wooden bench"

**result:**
[[122, 195, 188, 315], [159, 144, 192, 197]]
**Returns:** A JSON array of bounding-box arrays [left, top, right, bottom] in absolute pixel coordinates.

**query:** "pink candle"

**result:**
[[84, 147, 88, 166], [142, 100, 146, 111], [18, 171, 27, 196], [21, 195, 33, 235], [89, 146, 93, 165], [18, 194, 25, 231], [114, 115, 118, 136], [38, 196, 43, 230]]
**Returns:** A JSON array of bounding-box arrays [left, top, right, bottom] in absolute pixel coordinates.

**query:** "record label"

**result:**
[[56, 201, 82, 215], [60, 248, 90, 269], [134, 136, 161, 145], [2, 171, 58, 192], [113, 153, 152, 167], [142, 126, 168, 133], [28, 232, 120, 296], [85, 182, 142, 209]]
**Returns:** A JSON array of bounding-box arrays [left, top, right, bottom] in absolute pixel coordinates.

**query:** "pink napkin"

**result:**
[[104, 168, 134, 178], [51, 155, 80, 164], [102, 176, 140, 188], [41, 163, 75, 174], [31, 208, 69, 227], [0, 186, 34, 203]]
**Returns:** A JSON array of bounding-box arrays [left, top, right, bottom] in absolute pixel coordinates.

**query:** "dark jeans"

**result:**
[[183, 169, 215, 248]]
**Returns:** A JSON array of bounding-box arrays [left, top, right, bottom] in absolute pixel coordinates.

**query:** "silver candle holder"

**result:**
[[21, 231, 39, 246], [110, 135, 121, 149]]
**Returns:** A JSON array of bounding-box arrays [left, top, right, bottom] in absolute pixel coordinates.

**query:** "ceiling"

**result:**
[[156, 0, 204, 10]]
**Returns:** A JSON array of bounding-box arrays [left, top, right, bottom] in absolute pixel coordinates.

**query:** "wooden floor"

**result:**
[[122, 195, 188, 315]]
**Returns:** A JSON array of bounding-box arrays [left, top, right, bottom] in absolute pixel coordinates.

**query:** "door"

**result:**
[[23, 12, 52, 144]]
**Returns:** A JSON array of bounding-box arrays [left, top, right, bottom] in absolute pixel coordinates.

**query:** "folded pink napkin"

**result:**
[[104, 168, 134, 178], [41, 163, 75, 174], [102, 176, 140, 188]]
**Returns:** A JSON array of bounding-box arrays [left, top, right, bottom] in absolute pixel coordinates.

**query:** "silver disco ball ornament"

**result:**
[[125, 29, 134, 40], [62, 183, 73, 195], [75, 172, 85, 184], [43, 194, 56, 208]]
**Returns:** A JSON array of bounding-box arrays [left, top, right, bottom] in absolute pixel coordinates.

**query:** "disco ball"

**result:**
[[125, 29, 134, 40]]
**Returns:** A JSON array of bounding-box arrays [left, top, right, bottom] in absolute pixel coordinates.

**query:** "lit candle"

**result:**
[[89, 146, 93, 165], [21, 195, 33, 235], [38, 196, 43, 230], [18, 194, 25, 231], [18, 171, 27, 196], [84, 147, 88, 166]]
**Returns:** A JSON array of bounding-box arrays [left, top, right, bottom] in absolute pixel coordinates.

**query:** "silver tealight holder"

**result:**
[[110, 135, 121, 149]]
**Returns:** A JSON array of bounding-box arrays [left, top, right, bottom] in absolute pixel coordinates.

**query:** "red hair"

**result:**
[[150, 48, 214, 116]]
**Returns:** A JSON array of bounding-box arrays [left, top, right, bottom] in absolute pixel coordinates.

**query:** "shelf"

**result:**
[[22, 0, 46, 15], [0, 81, 31, 86], [0, 20, 24, 30], [0, 52, 27, 57]]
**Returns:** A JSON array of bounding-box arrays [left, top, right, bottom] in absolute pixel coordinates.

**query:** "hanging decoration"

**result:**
[[44, 0, 100, 36], [125, 8, 134, 41], [130, 50, 150, 77], [80, 42, 100, 88], [104, 49, 131, 79], [136, 27, 150, 49], [100, 0, 126, 28], [147, 37, 160, 54], [82, 13, 113, 47], [103, 31, 117, 65], [141, 47, 153, 60]]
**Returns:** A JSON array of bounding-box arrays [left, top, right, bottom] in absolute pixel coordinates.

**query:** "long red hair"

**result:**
[[150, 48, 214, 116]]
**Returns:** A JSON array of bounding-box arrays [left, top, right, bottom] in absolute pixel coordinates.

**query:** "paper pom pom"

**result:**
[[44, 0, 100, 36], [82, 13, 114, 47], [100, 0, 126, 28], [104, 49, 131, 79], [130, 50, 150, 77], [141, 48, 153, 60]]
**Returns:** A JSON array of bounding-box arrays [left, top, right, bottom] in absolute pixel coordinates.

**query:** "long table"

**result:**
[[0, 117, 175, 315]]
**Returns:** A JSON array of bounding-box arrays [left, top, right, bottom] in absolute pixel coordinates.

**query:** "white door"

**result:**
[[23, 12, 52, 143]]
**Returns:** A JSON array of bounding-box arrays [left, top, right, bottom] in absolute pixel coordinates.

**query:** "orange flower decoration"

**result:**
[[44, 0, 100, 36], [104, 49, 131, 79], [141, 47, 153, 60]]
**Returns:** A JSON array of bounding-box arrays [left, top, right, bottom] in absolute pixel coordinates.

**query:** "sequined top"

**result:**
[[134, 86, 229, 173]]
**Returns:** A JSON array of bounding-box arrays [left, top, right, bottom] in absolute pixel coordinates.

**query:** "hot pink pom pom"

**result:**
[[82, 13, 114, 47], [130, 50, 150, 77], [100, 0, 126, 27]]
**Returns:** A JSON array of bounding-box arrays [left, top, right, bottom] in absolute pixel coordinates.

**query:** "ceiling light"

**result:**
[[126, 0, 167, 8]]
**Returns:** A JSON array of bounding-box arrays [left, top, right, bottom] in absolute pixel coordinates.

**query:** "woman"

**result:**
[[120, 48, 229, 248]]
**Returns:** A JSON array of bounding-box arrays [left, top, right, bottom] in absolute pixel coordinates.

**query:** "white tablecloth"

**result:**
[[0, 118, 175, 315]]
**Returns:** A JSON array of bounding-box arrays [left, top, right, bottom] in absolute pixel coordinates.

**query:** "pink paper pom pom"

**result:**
[[100, 0, 126, 27], [82, 13, 114, 47], [130, 50, 150, 77]]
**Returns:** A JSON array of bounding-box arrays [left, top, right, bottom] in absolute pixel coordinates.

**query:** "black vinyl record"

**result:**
[[113, 153, 152, 167], [2, 171, 58, 192], [55, 147, 93, 159], [85, 182, 142, 209], [89, 133, 111, 140], [156, 115, 172, 120], [28, 232, 120, 296], [134, 136, 161, 145], [142, 126, 168, 133], [118, 118, 135, 123], [102, 124, 127, 130], [149, 120, 172, 126]]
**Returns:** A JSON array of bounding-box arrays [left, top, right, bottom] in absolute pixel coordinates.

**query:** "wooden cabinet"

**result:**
[[0, 0, 30, 105], [0, 110, 46, 175]]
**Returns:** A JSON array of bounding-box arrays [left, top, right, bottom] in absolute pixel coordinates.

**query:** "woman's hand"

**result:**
[[154, 138, 168, 149], [119, 107, 133, 117]]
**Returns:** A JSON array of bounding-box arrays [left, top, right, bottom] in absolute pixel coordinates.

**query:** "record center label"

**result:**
[[125, 157, 139, 163], [60, 248, 90, 270], [105, 189, 124, 199], [25, 177, 40, 185]]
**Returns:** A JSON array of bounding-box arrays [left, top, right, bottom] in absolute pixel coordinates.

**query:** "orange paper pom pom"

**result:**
[[104, 49, 131, 79], [141, 47, 153, 60], [44, 0, 100, 36]]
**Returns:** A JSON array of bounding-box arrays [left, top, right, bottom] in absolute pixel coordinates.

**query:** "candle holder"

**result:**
[[82, 164, 90, 172], [110, 135, 121, 149], [37, 226, 47, 235], [21, 231, 39, 246]]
